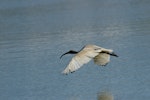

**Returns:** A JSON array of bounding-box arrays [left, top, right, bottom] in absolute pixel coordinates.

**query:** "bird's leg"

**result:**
[[110, 52, 118, 57], [60, 50, 78, 59], [101, 51, 118, 57]]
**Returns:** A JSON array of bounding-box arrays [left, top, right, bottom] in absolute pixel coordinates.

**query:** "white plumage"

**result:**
[[61, 44, 118, 74], [94, 53, 110, 66]]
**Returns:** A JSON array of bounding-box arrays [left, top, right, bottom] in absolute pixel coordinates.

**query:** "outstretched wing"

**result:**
[[62, 55, 91, 74], [62, 50, 100, 74], [93, 53, 110, 66]]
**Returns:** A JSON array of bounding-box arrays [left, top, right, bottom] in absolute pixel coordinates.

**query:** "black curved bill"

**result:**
[[60, 50, 78, 59]]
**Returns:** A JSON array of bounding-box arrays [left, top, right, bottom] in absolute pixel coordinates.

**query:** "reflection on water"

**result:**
[[97, 92, 114, 100], [0, 0, 150, 100]]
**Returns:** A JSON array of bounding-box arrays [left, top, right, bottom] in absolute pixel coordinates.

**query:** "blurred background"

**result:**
[[0, 0, 150, 100]]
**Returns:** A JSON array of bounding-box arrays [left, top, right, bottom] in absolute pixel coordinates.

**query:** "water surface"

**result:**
[[0, 0, 150, 100]]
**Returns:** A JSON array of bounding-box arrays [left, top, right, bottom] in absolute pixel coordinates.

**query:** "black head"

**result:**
[[60, 50, 78, 59]]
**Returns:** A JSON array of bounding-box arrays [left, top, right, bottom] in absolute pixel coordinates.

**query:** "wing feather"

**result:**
[[62, 45, 102, 74], [62, 55, 92, 74], [62, 50, 99, 74], [94, 53, 110, 66]]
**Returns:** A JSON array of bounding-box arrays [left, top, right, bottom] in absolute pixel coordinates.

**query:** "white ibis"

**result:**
[[60, 44, 118, 74]]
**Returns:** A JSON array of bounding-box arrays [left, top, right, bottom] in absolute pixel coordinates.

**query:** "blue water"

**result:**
[[0, 0, 150, 100]]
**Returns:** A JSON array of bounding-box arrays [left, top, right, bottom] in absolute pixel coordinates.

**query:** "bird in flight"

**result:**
[[60, 44, 118, 74]]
